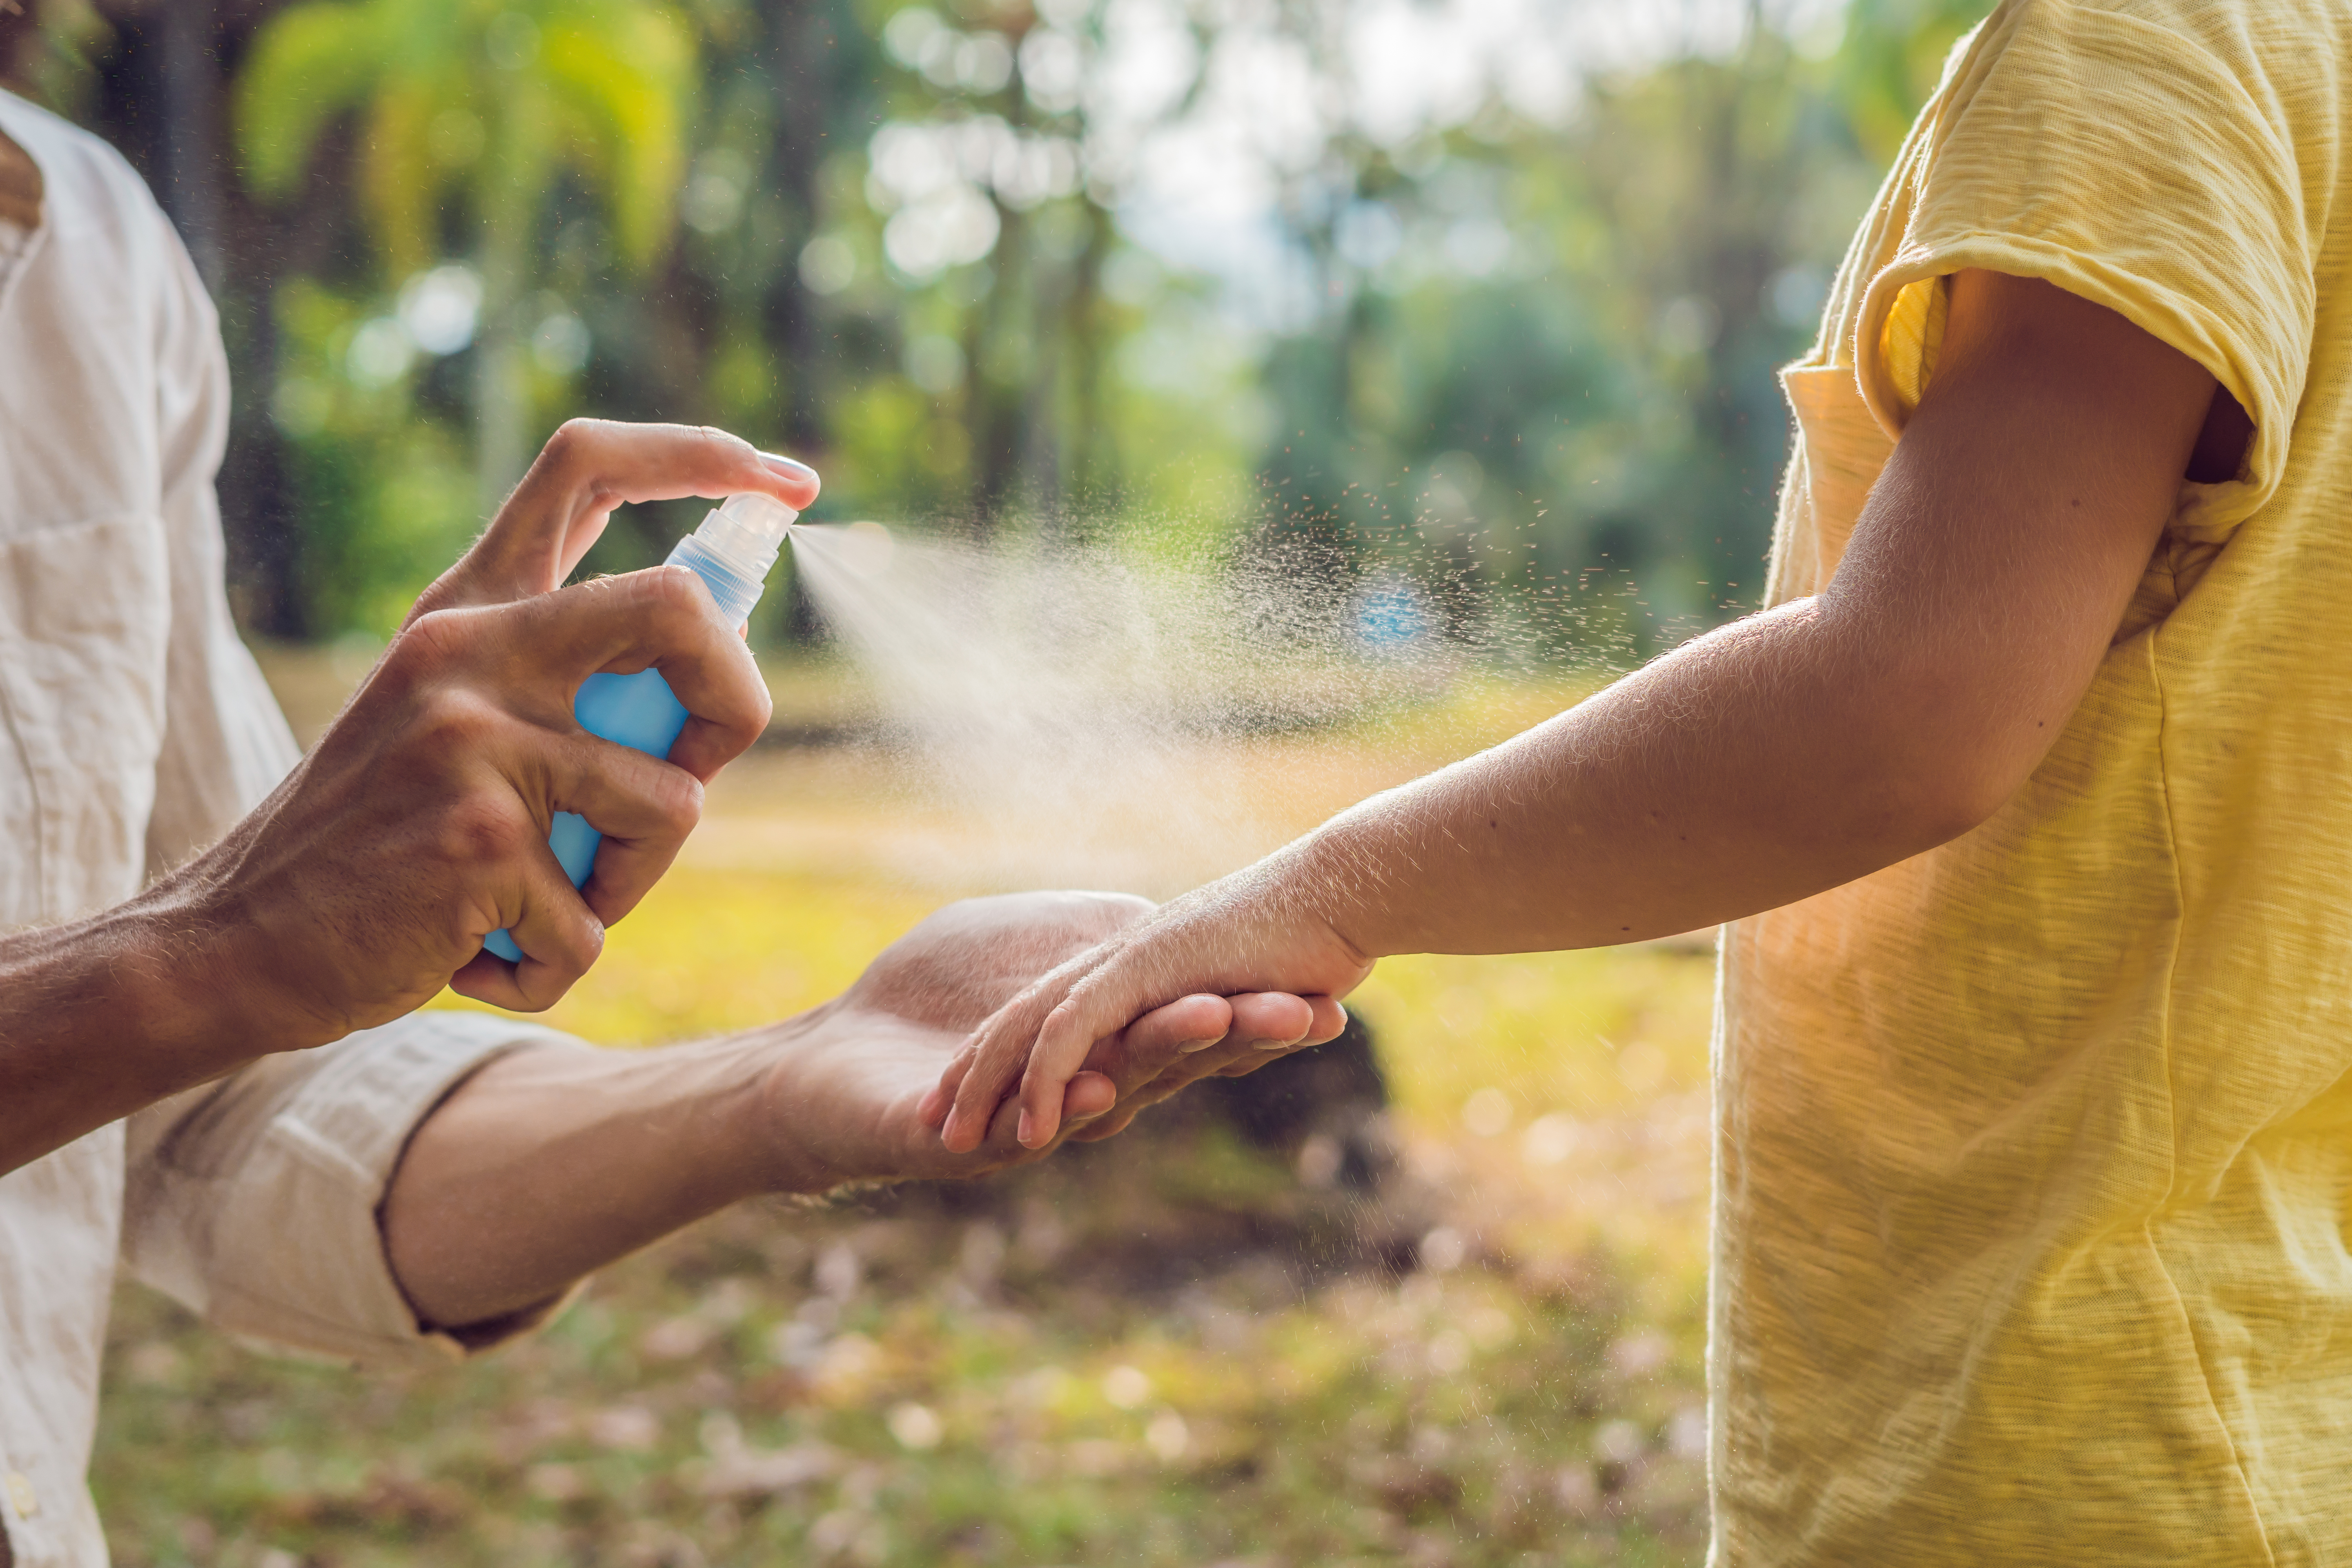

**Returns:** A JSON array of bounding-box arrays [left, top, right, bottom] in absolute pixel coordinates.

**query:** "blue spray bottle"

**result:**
[[484, 491, 799, 962]]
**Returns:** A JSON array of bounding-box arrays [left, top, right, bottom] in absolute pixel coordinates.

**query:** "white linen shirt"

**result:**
[[0, 92, 580, 1568]]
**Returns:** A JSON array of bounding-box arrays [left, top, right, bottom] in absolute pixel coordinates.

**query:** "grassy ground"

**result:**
[[93, 657, 1715, 1568]]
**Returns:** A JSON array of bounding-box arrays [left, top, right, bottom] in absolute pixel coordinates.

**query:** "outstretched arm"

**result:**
[[928, 269, 2239, 1151], [379, 891, 1343, 1330]]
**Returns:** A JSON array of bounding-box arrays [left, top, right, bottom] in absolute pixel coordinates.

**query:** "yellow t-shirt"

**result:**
[[1717, 2, 2352, 1561]]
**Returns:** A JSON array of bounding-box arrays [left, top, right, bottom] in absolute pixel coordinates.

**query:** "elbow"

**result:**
[[1864, 736, 2035, 856], [1908, 770, 2016, 851]]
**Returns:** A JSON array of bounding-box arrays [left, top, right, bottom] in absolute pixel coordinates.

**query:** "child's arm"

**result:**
[[926, 269, 2239, 1152]]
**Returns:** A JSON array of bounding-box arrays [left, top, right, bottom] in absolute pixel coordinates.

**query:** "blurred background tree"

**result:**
[[237, 0, 699, 510], [2, 0, 1993, 651]]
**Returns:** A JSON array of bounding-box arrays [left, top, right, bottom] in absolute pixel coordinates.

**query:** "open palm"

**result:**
[[750, 892, 1343, 1189]]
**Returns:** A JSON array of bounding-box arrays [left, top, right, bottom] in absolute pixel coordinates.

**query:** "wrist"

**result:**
[[1271, 822, 1385, 964], [715, 1014, 859, 1198], [131, 864, 332, 1064]]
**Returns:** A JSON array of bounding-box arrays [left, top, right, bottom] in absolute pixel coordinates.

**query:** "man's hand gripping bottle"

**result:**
[[483, 492, 797, 962]]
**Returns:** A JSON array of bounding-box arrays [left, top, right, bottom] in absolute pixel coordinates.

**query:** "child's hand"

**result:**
[[919, 860, 1372, 1152]]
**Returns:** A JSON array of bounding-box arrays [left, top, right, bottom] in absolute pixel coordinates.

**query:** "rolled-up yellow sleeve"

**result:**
[[120, 1012, 589, 1368], [1851, 1, 2313, 546]]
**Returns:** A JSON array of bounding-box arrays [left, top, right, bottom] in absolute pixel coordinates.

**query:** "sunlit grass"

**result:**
[[430, 866, 944, 1045]]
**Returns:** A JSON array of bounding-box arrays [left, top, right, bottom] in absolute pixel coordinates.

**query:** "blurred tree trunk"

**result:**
[[764, 0, 834, 453], [157, 0, 226, 289], [762, 0, 840, 645], [474, 172, 530, 516], [1685, 31, 1800, 599], [1060, 200, 1116, 514], [94, 1, 310, 637], [965, 197, 1029, 534]]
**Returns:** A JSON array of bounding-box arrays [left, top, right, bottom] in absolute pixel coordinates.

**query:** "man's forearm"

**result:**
[[378, 1031, 797, 1330], [0, 891, 281, 1173], [377, 891, 1326, 1330]]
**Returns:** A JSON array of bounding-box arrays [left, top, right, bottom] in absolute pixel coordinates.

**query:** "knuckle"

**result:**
[[437, 795, 525, 867], [744, 670, 775, 730], [639, 564, 714, 625], [509, 978, 564, 1014], [385, 608, 472, 681], [543, 417, 603, 465], [659, 565, 710, 615], [649, 766, 704, 836], [697, 423, 753, 461], [412, 687, 503, 753], [563, 913, 605, 972]]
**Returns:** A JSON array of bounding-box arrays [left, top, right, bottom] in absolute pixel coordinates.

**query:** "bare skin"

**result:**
[[0, 420, 817, 1173], [926, 269, 2247, 1151], [382, 891, 1345, 1328]]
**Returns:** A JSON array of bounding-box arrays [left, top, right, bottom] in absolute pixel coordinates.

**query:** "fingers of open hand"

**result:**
[[931, 1073, 1074, 1174], [1067, 1104, 1144, 1143], [917, 1044, 975, 1130], [1227, 991, 1314, 1049], [1302, 994, 1349, 1046], [1062, 1070, 1118, 1125], [1072, 1037, 1271, 1135], [938, 968, 1095, 1153], [1210, 997, 1343, 1079], [1056, 992, 1229, 1105], [1099, 993, 1232, 1079], [947, 987, 1324, 1151], [1137, 998, 1310, 1097], [1009, 990, 1139, 1150], [939, 1005, 1048, 1154], [924, 1040, 1118, 1142], [1054, 991, 1305, 1146], [1094, 995, 1343, 1132]]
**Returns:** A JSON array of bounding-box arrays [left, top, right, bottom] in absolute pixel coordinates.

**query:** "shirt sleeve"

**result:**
[[120, 1013, 592, 1368], [1853, 0, 2317, 545], [141, 199, 302, 877]]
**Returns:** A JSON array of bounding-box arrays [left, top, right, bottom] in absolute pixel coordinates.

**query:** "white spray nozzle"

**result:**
[[666, 492, 800, 628], [695, 492, 799, 576]]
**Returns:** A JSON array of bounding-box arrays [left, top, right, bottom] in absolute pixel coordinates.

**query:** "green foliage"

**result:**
[[110, 0, 1987, 643], [269, 278, 482, 635], [236, 0, 701, 517], [232, 4, 383, 203], [236, 0, 696, 275]]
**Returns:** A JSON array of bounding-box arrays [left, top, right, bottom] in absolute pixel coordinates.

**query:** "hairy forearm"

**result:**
[[381, 891, 1297, 1327], [1294, 594, 2002, 957], [0, 889, 279, 1173], [379, 1029, 802, 1330]]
